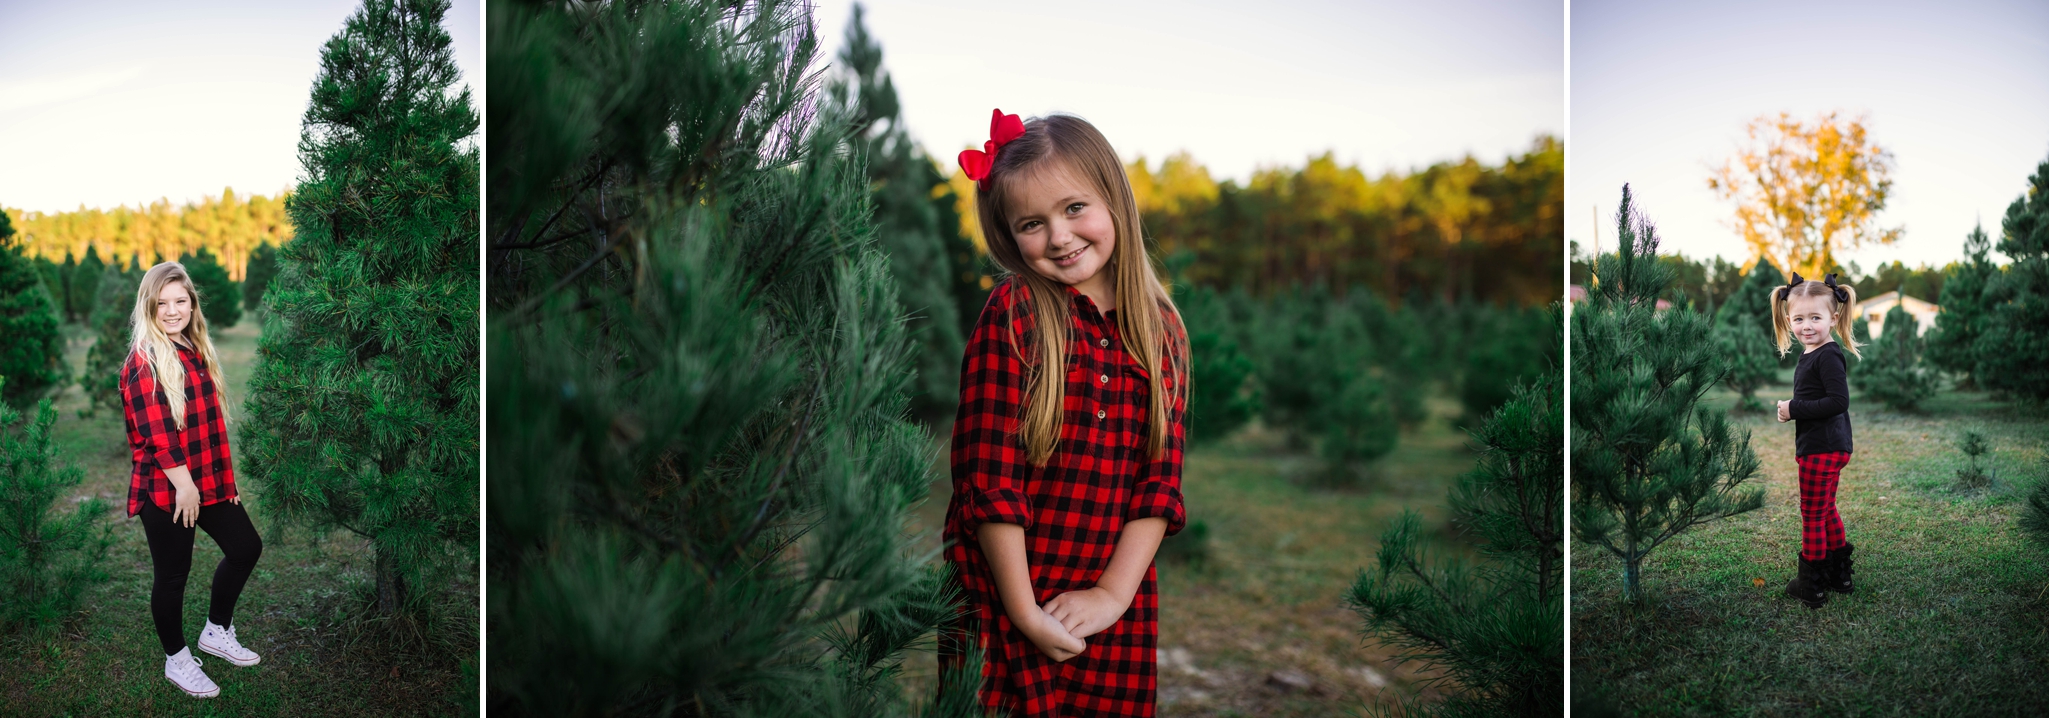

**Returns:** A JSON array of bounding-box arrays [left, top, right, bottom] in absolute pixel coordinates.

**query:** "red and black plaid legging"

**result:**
[[1796, 452, 1851, 561]]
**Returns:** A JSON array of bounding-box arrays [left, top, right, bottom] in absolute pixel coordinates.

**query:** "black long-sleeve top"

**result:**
[[1788, 341, 1853, 456]]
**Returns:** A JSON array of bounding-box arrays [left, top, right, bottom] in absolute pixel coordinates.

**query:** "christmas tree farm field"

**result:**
[[0, 323, 475, 716], [902, 394, 1491, 717], [1572, 379, 2049, 716]]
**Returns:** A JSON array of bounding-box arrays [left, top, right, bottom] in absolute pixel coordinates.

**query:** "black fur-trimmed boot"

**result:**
[[1784, 554, 1829, 609], [1822, 543, 1855, 594]]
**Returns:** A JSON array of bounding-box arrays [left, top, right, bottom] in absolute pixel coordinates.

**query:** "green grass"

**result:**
[[903, 396, 1488, 717], [1572, 373, 2049, 717], [0, 320, 475, 717]]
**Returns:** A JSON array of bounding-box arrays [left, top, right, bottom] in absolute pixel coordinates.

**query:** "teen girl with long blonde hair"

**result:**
[[121, 261, 264, 698]]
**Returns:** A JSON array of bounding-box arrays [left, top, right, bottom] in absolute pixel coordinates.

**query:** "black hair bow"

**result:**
[[1822, 273, 1849, 303], [1778, 272, 1805, 301]]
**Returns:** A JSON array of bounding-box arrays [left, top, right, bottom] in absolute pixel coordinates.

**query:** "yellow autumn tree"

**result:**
[[1708, 111, 1902, 278]]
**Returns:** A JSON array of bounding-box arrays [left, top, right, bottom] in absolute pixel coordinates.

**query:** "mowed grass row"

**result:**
[[902, 396, 1486, 718], [1, 322, 472, 717], [1572, 376, 2049, 717]]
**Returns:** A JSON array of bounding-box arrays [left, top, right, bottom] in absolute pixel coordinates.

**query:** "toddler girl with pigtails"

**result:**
[[1770, 272, 1861, 609], [939, 109, 1190, 717]]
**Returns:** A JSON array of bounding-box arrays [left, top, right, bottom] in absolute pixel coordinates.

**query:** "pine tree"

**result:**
[[58, 252, 78, 322], [80, 262, 140, 416], [243, 241, 281, 313], [0, 378, 115, 631], [241, 0, 479, 622], [32, 255, 65, 313], [68, 246, 105, 326], [1348, 326, 1562, 718], [1855, 303, 1937, 411], [1711, 256, 1785, 408], [1178, 283, 1257, 444], [487, 1, 976, 714], [1572, 186, 1765, 599], [178, 247, 241, 328], [2019, 480, 2049, 554], [1926, 224, 1996, 387], [1973, 155, 2049, 400], [832, 4, 972, 421], [0, 216, 67, 406]]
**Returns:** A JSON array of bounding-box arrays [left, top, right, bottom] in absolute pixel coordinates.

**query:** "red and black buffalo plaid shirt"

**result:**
[[940, 278, 1188, 718], [122, 342, 237, 517]]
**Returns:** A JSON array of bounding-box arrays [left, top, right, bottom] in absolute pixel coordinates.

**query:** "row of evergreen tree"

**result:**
[[1178, 280, 1554, 477], [29, 244, 281, 327], [5, 187, 292, 283], [1123, 139, 1564, 307]]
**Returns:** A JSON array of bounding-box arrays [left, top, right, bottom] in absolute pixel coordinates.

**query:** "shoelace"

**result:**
[[172, 654, 205, 678], [214, 626, 246, 653]]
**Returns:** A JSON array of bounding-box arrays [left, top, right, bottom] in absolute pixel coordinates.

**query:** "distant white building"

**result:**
[[1856, 291, 1940, 338]]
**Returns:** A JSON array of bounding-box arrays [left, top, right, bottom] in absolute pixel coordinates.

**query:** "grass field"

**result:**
[[0, 321, 475, 717], [1572, 373, 2049, 717], [902, 396, 1490, 717]]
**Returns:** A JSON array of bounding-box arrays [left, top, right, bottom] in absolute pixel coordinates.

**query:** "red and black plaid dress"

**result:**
[[121, 342, 237, 517], [940, 278, 1188, 718]]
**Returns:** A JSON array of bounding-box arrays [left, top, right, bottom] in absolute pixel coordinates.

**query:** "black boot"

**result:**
[[1822, 543, 1855, 594], [1784, 554, 1829, 609]]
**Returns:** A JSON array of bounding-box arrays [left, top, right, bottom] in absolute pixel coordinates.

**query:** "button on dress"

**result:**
[[940, 278, 1188, 718]]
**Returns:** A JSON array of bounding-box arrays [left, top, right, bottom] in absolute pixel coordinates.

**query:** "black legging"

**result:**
[[138, 500, 263, 656]]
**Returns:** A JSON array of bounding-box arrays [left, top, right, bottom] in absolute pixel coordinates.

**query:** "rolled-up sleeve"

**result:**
[[1127, 317, 1188, 536], [123, 353, 187, 471], [950, 287, 1036, 534]]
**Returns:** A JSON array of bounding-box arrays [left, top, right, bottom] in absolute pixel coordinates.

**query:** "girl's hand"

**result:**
[[174, 483, 200, 528], [1018, 607, 1086, 662], [1043, 587, 1129, 640], [1777, 400, 1791, 423]]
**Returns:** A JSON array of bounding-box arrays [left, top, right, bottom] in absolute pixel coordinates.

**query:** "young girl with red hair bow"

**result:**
[[940, 109, 1190, 717]]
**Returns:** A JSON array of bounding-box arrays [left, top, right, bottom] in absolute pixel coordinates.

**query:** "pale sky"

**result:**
[[1570, 0, 2049, 271], [811, 0, 1563, 185], [0, 0, 481, 215]]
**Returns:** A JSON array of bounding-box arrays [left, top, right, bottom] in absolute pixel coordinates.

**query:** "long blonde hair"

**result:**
[[974, 114, 1188, 466], [1768, 272, 1862, 359], [130, 262, 229, 428]]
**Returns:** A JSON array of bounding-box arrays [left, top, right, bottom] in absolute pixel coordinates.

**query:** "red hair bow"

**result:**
[[958, 109, 1026, 189]]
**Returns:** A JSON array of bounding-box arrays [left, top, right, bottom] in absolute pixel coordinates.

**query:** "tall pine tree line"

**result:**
[[240, 0, 479, 625], [1572, 186, 1764, 599], [487, 0, 975, 714]]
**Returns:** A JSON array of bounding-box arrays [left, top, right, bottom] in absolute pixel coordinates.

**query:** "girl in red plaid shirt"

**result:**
[[939, 110, 1190, 717], [122, 262, 265, 698], [1770, 273, 1861, 609]]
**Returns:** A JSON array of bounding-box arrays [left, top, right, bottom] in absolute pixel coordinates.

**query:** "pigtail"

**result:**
[[1769, 285, 1794, 357], [1834, 284, 1862, 358]]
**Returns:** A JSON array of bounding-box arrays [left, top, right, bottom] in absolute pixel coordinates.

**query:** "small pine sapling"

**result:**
[[1855, 303, 1936, 411], [1953, 429, 1992, 490], [0, 378, 115, 632], [1571, 186, 1765, 600]]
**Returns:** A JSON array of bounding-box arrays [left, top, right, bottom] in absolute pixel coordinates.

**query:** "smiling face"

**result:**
[[1785, 293, 1836, 351], [155, 281, 193, 338], [1002, 160, 1117, 302]]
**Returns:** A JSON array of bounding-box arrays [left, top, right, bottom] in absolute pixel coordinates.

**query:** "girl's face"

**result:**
[[156, 281, 193, 337], [1786, 293, 1835, 350], [1003, 162, 1115, 290]]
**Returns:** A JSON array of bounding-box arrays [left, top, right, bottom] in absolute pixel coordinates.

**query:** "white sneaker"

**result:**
[[164, 647, 220, 698], [198, 621, 261, 667]]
